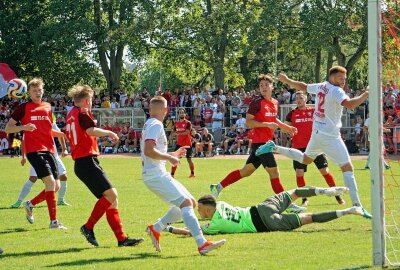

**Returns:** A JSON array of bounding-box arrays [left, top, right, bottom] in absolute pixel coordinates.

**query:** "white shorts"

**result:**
[[29, 156, 67, 177], [143, 173, 195, 207], [305, 130, 351, 167]]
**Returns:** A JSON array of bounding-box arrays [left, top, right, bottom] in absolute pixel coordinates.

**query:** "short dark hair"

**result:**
[[198, 194, 217, 207], [329, 66, 347, 76], [257, 74, 274, 84]]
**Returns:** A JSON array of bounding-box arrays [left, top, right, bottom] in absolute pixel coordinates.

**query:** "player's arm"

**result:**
[[165, 226, 192, 236], [278, 73, 307, 92], [143, 140, 181, 166], [246, 113, 278, 130], [51, 129, 66, 138], [341, 91, 369, 110], [5, 118, 36, 134], [20, 139, 27, 166], [86, 127, 119, 143], [276, 118, 297, 136]]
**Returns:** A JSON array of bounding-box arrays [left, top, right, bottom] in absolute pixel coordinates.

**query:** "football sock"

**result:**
[[275, 146, 304, 163], [336, 208, 356, 217], [18, 180, 34, 202], [220, 170, 242, 188], [312, 211, 338, 223], [45, 191, 57, 221], [270, 178, 284, 194], [181, 206, 206, 247], [106, 208, 127, 242], [190, 165, 194, 175], [58, 181, 67, 201], [85, 197, 112, 230], [171, 166, 177, 176], [154, 206, 182, 232], [323, 173, 336, 187], [343, 171, 362, 207], [365, 154, 370, 167], [295, 187, 317, 197], [296, 176, 306, 187], [30, 189, 47, 206]]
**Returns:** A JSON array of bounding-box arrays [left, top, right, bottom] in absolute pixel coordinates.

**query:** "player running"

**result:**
[[11, 122, 70, 208], [142, 96, 225, 255], [66, 85, 143, 247], [171, 108, 195, 178], [256, 66, 372, 219], [165, 186, 364, 235], [285, 91, 345, 206], [5, 78, 66, 229], [210, 74, 305, 213]]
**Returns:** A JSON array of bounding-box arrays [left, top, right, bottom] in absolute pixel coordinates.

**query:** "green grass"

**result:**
[[0, 156, 396, 270]]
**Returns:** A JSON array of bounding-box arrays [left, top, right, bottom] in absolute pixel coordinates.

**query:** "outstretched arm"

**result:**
[[278, 73, 307, 92], [341, 91, 369, 110]]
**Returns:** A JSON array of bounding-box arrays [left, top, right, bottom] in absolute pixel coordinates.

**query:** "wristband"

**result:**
[[168, 226, 174, 233]]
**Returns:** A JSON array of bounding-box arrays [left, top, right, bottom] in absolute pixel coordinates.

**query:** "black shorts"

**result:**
[[292, 148, 328, 171], [175, 145, 192, 158], [74, 156, 114, 198], [26, 151, 58, 179], [246, 143, 277, 168]]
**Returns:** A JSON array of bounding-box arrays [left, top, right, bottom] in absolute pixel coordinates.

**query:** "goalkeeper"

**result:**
[[166, 186, 364, 235]]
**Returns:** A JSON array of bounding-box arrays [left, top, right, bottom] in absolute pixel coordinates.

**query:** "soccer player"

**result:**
[[5, 78, 66, 229], [142, 96, 226, 255], [66, 85, 143, 247], [210, 74, 305, 213], [256, 66, 372, 218], [171, 108, 195, 178], [165, 187, 364, 235], [11, 123, 70, 208], [285, 91, 344, 206]]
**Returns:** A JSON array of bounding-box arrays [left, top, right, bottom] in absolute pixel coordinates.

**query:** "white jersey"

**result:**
[[52, 122, 60, 158], [307, 82, 349, 137], [141, 118, 168, 180]]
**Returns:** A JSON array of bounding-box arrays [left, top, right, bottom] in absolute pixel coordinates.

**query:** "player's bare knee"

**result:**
[[340, 163, 353, 172], [179, 198, 193, 208], [103, 188, 118, 202], [29, 176, 38, 183], [266, 167, 279, 179], [60, 174, 67, 182], [303, 155, 313, 165], [54, 180, 60, 192], [299, 213, 313, 225], [240, 164, 255, 177]]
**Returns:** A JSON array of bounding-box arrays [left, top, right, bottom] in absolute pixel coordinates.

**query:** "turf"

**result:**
[[0, 156, 395, 269]]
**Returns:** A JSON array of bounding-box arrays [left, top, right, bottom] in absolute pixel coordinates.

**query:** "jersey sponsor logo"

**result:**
[[264, 112, 277, 117], [294, 118, 313, 123], [314, 111, 325, 119], [31, 115, 49, 121]]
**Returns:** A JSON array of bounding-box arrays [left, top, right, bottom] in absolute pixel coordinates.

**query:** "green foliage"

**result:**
[[0, 157, 380, 269]]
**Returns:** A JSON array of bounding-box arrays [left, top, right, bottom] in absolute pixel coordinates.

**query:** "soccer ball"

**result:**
[[7, 78, 27, 99]]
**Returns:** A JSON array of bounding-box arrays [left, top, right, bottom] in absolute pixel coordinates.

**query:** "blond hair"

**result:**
[[329, 66, 347, 76], [68, 85, 94, 103], [28, 78, 44, 91], [150, 96, 167, 107]]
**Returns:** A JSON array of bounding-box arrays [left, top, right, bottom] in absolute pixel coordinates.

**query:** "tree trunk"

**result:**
[[345, 30, 367, 76], [326, 50, 334, 80], [333, 36, 346, 67], [214, 62, 225, 90], [314, 48, 321, 82], [239, 56, 251, 89]]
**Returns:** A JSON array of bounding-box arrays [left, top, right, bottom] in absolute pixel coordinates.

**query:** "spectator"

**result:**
[[234, 127, 252, 155], [235, 113, 246, 130], [141, 87, 149, 98], [198, 128, 214, 157], [211, 106, 224, 132], [202, 104, 213, 129], [191, 128, 202, 157], [126, 127, 141, 153], [111, 97, 120, 109], [223, 126, 237, 154], [101, 96, 111, 108]]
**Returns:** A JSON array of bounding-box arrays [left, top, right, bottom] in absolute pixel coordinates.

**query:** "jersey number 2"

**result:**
[[317, 92, 326, 113], [66, 123, 77, 146]]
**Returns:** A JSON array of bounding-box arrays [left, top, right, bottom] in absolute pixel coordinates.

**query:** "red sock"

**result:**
[[190, 165, 195, 174], [45, 191, 57, 221], [171, 166, 177, 175], [85, 197, 112, 230], [296, 176, 306, 187], [106, 208, 127, 242], [271, 178, 285, 194], [323, 173, 336, 187], [220, 170, 242, 188], [30, 189, 46, 206]]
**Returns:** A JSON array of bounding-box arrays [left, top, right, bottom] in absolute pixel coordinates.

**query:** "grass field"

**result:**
[[0, 155, 395, 269]]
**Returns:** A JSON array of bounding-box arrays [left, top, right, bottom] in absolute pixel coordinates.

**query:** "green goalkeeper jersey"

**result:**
[[201, 201, 257, 234]]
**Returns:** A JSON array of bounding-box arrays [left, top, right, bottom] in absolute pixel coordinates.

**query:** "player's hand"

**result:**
[[172, 146, 188, 158], [278, 73, 289, 83], [109, 132, 119, 143], [265, 122, 279, 130], [288, 126, 298, 137], [21, 157, 27, 166], [168, 155, 180, 166], [23, 123, 37, 132]]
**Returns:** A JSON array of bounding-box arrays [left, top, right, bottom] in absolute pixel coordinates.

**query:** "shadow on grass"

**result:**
[[335, 265, 371, 270], [0, 247, 96, 259], [0, 205, 47, 210], [46, 253, 180, 267], [295, 228, 352, 233], [0, 227, 50, 235]]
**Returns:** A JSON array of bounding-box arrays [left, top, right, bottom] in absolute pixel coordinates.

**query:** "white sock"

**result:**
[[58, 181, 67, 201], [365, 154, 370, 167], [343, 171, 362, 207], [336, 207, 356, 217], [275, 146, 304, 163], [181, 206, 207, 247], [315, 188, 327, 195], [154, 206, 181, 232], [18, 180, 34, 202]]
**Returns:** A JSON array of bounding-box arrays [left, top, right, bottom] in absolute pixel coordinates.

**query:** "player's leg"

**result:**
[[315, 155, 345, 205], [171, 145, 181, 176], [298, 207, 365, 226], [56, 158, 69, 206], [187, 150, 195, 177], [11, 166, 38, 208], [210, 158, 258, 198]]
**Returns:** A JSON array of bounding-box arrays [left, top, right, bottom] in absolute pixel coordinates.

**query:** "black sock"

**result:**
[[311, 211, 338, 223], [295, 187, 316, 197]]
